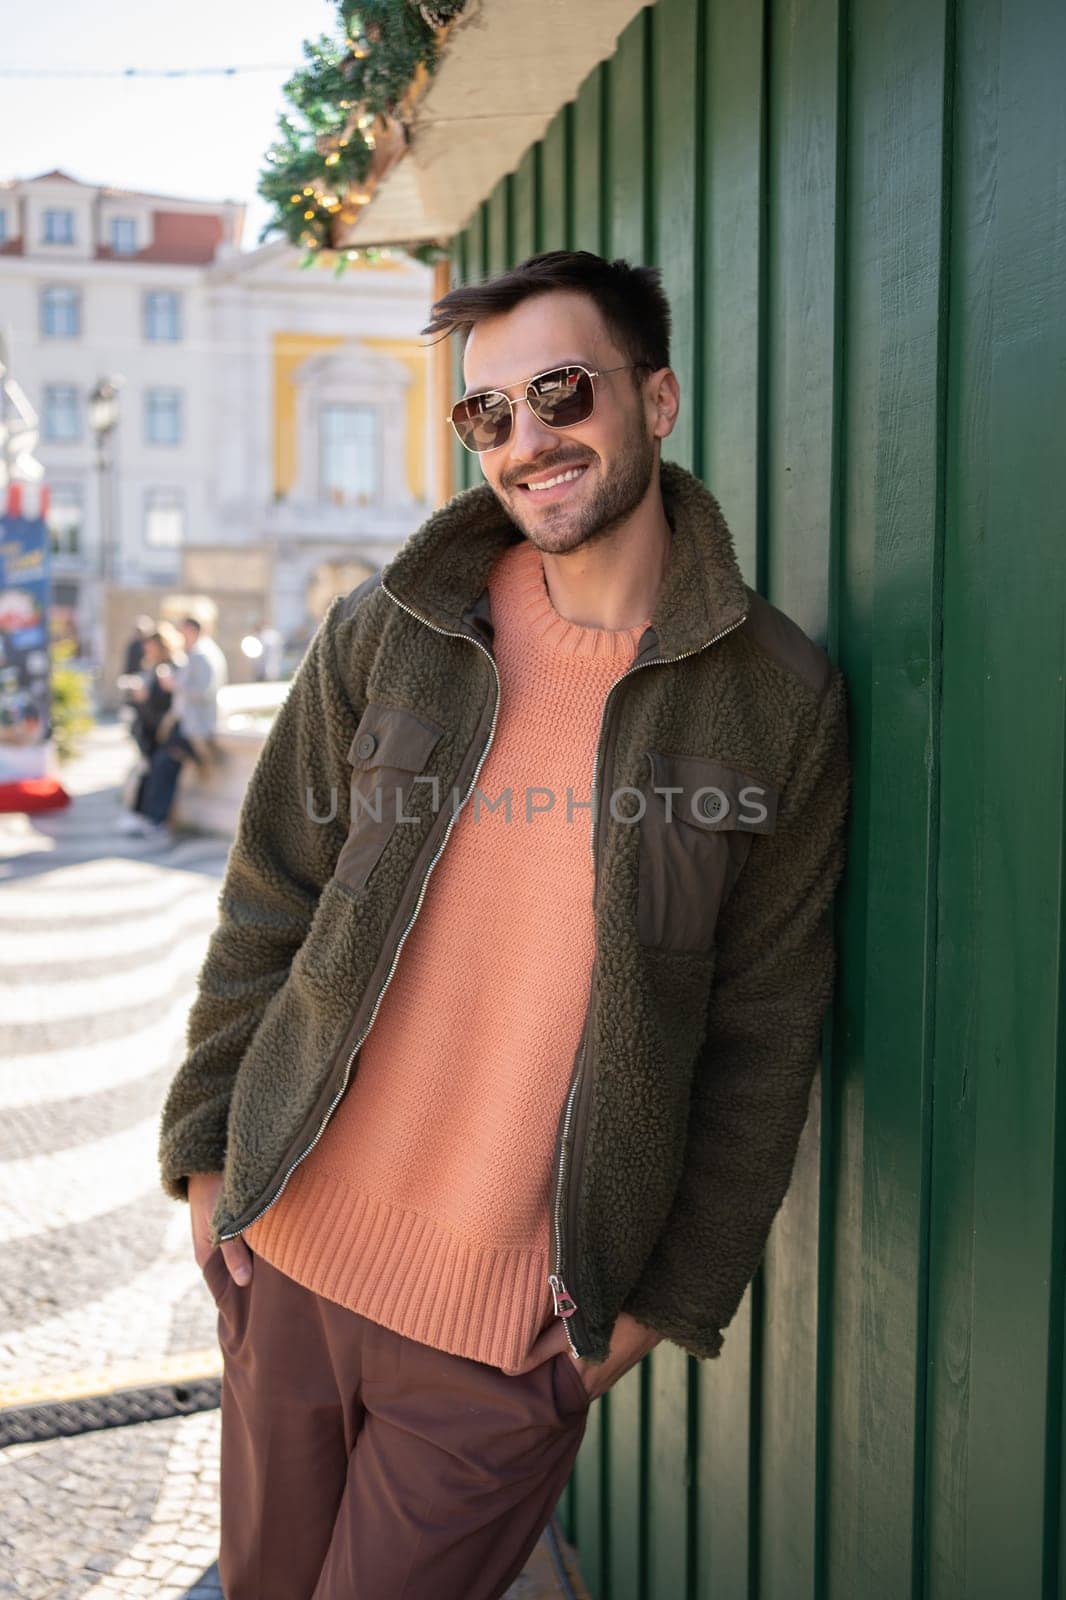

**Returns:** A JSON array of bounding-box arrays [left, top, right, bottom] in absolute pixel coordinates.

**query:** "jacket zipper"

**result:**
[[547, 606, 750, 1357], [218, 585, 502, 1242]]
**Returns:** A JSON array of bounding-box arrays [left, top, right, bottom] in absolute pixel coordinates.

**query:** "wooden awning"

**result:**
[[337, 0, 647, 248]]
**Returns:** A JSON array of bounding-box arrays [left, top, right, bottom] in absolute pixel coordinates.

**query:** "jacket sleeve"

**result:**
[[621, 663, 852, 1359], [157, 599, 353, 1203]]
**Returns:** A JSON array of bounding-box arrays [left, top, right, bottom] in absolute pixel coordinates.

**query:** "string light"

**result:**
[[258, 1, 469, 265]]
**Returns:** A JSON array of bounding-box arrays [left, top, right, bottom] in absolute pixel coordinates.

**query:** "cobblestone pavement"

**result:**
[[0, 718, 587, 1599]]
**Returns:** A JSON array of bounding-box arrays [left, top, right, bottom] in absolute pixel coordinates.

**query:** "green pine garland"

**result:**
[[258, 0, 467, 272]]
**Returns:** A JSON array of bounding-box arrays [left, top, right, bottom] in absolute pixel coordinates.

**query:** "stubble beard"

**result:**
[[500, 413, 658, 558]]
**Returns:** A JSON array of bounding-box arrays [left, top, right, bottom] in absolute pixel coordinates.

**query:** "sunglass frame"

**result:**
[[446, 363, 647, 453]]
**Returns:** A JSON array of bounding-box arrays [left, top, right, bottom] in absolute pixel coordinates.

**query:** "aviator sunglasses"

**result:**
[[447, 362, 650, 454]]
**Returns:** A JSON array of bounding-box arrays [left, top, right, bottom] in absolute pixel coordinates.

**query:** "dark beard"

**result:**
[[495, 414, 657, 556]]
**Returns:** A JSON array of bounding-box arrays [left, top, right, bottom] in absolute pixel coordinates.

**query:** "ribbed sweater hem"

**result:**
[[244, 1164, 555, 1372]]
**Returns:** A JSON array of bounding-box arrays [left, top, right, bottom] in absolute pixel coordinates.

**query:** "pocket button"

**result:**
[[355, 732, 377, 760]]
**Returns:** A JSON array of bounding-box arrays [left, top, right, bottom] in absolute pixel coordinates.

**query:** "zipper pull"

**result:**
[[549, 1273, 578, 1318]]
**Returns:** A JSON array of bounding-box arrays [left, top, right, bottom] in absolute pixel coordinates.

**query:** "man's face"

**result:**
[[180, 623, 199, 651], [461, 290, 674, 556]]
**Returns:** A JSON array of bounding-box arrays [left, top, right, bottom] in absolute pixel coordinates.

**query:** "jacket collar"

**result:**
[[379, 458, 750, 660]]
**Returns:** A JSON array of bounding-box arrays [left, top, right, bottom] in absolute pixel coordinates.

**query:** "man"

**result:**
[[158, 250, 850, 1599], [136, 615, 228, 839]]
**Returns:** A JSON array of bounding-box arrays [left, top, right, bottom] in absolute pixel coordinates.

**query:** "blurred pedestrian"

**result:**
[[117, 621, 185, 834], [137, 616, 229, 840], [118, 615, 155, 703], [123, 615, 155, 675]]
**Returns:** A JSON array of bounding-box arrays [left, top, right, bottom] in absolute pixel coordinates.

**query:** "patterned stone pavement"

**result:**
[[0, 717, 587, 1599]]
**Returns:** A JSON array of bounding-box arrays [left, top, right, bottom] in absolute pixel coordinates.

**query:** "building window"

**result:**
[[43, 385, 80, 442], [144, 489, 185, 548], [40, 286, 81, 339], [144, 388, 183, 446], [47, 484, 84, 555], [109, 216, 137, 255], [42, 208, 75, 245], [319, 403, 380, 506], [144, 291, 182, 342]]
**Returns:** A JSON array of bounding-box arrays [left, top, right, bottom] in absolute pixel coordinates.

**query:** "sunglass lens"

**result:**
[[452, 393, 512, 452], [529, 367, 594, 428]]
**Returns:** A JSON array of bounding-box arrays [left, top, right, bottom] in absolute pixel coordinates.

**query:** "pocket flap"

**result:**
[[348, 703, 446, 771], [645, 750, 778, 833]]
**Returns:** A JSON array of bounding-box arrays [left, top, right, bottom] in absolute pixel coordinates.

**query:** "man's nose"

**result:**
[[507, 395, 562, 461]]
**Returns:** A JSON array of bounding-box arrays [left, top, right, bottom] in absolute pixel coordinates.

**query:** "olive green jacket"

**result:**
[[158, 459, 851, 1365]]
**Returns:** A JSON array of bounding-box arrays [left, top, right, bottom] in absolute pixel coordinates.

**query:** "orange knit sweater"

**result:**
[[243, 537, 650, 1370]]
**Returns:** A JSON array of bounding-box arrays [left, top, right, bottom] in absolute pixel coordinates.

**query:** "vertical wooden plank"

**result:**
[[539, 102, 573, 251], [428, 257, 455, 507], [486, 177, 511, 278], [600, 22, 654, 1591], [827, 1, 954, 1596], [760, 0, 844, 1596], [444, 229, 467, 494], [645, 4, 701, 1597], [700, 0, 764, 577], [462, 213, 490, 493], [694, 1, 765, 1595], [573, 66, 604, 255], [512, 144, 539, 264], [763, 0, 841, 637], [563, 78, 605, 1600], [604, 9, 648, 266], [928, 0, 1066, 1595], [595, 20, 655, 1598], [649, 0, 699, 474]]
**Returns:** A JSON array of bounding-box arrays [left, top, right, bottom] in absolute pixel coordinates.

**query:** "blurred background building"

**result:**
[[0, 168, 440, 701]]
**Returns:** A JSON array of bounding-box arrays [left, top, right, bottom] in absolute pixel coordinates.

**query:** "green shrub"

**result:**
[[50, 635, 94, 763]]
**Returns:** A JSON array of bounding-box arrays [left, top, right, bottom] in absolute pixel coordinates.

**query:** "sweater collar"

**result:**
[[379, 459, 750, 660]]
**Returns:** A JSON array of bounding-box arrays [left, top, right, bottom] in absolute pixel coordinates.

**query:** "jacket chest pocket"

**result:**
[[335, 702, 446, 894], [636, 750, 778, 954]]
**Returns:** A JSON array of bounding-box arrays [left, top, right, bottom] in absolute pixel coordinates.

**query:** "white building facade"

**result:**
[[0, 169, 441, 656]]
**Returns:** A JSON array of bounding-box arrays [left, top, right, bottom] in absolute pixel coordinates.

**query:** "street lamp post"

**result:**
[[87, 376, 123, 695]]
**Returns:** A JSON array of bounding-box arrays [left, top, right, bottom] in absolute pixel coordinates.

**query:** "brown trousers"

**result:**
[[201, 1244, 591, 1600]]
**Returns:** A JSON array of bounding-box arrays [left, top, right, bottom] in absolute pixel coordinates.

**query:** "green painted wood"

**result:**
[[693, 3, 765, 1587], [600, 25, 655, 1596], [486, 179, 511, 278], [649, 0, 699, 478], [602, 1367, 645, 1600], [446, 2, 1066, 1594], [928, 1, 1066, 1595], [604, 10, 649, 265], [756, 3, 844, 1596], [539, 102, 572, 251], [645, 6, 703, 1598], [573, 66, 604, 257], [450, 232, 472, 493], [543, 94, 590, 1579], [462, 214, 488, 492], [512, 144, 539, 264], [828, 0, 954, 1594]]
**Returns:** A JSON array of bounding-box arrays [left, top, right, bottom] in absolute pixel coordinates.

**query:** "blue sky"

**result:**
[[2, 0, 342, 251]]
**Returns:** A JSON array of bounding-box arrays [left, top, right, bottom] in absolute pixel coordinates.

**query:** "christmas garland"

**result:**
[[258, 0, 467, 273]]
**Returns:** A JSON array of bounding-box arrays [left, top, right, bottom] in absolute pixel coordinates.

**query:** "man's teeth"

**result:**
[[526, 466, 586, 492]]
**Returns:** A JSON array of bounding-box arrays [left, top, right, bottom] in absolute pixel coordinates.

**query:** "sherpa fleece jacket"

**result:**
[[157, 457, 852, 1367]]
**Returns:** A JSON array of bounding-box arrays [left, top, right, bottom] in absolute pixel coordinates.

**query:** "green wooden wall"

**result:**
[[447, 1, 1066, 1594]]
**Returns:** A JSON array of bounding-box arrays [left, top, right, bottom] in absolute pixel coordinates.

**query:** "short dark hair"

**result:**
[[421, 250, 672, 378], [181, 615, 202, 635]]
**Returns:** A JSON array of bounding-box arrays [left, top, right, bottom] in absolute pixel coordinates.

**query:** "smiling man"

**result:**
[[159, 250, 851, 1600]]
